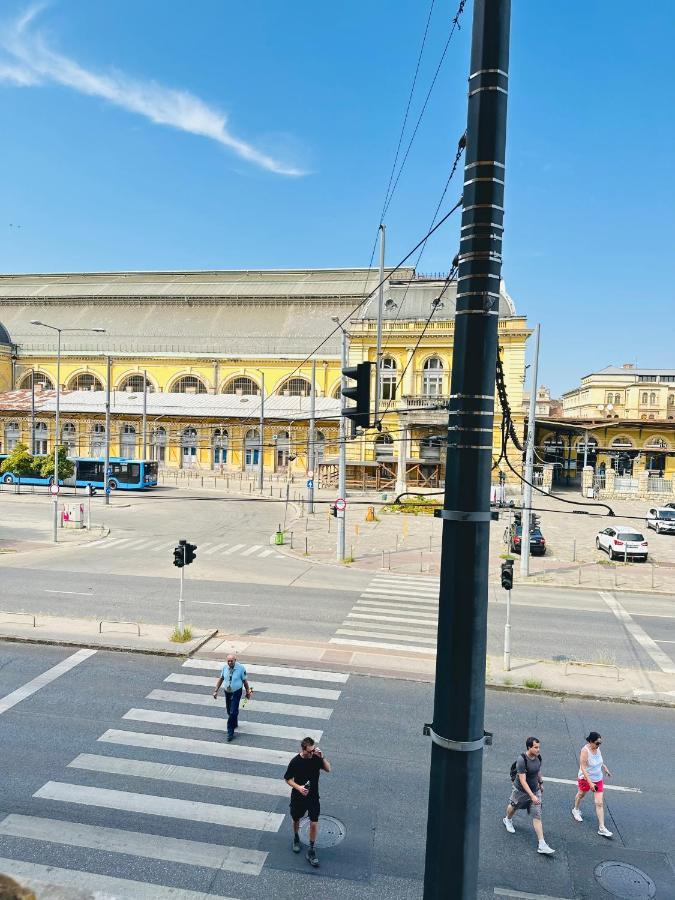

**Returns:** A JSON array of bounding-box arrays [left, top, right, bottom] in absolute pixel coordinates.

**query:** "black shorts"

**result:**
[[290, 795, 320, 823]]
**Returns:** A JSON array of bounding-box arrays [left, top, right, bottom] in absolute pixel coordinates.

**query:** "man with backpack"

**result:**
[[503, 736, 555, 855]]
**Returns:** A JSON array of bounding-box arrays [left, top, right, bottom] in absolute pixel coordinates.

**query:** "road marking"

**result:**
[[192, 601, 252, 606], [338, 620, 435, 636], [0, 649, 96, 716], [656, 639, 675, 644], [183, 659, 349, 682], [543, 776, 641, 793], [0, 858, 240, 900], [330, 637, 435, 654], [337, 628, 437, 644], [0, 813, 268, 875], [69, 754, 289, 797], [147, 688, 333, 719], [241, 545, 263, 556], [600, 591, 675, 674], [34, 781, 284, 832], [348, 611, 437, 624], [205, 542, 229, 554], [258, 548, 277, 558], [99, 729, 293, 765], [44, 589, 92, 596], [364, 586, 438, 598], [358, 594, 438, 607], [355, 601, 439, 614], [123, 708, 323, 741], [494, 890, 571, 899], [223, 543, 246, 555], [98, 537, 133, 549], [166, 674, 342, 700], [371, 575, 438, 586]]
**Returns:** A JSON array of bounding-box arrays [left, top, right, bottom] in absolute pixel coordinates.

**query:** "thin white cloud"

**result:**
[[0, 5, 305, 176]]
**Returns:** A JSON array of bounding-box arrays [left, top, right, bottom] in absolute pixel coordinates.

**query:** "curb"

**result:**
[[516, 580, 673, 597], [0, 628, 218, 659]]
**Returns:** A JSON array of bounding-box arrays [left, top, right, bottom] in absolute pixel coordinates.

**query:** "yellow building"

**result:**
[[562, 364, 675, 421], [0, 269, 529, 488]]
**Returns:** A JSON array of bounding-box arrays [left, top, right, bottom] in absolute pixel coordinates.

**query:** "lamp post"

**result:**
[[331, 316, 349, 561], [255, 369, 265, 492], [30, 322, 106, 541]]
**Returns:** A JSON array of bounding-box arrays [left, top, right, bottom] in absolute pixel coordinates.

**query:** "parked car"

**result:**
[[646, 507, 675, 534], [509, 524, 546, 555], [666, 502, 675, 511], [596, 526, 649, 561]]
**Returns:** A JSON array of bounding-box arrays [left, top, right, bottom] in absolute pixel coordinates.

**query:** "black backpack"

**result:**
[[510, 752, 541, 783]]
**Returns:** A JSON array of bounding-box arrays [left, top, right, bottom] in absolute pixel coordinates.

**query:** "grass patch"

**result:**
[[594, 648, 617, 667], [499, 553, 516, 560], [170, 625, 193, 643], [523, 678, 543, 690], [503, 676, 513, 686], [341, 556, 355, 564], [383, 495, 442, 516]]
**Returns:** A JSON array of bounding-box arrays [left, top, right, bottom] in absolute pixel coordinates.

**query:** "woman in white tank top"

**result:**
[[571, 731, 613, 837]]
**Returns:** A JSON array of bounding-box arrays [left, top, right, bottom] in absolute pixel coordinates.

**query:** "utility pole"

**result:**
[[520, 323, 540, 578], [30, 372, 35, 455], [53, 331, 61, 542], [104, 356, 111, 506], [337, 327, 348, 561], [258, 372, 265, 493], [142, 369, 148, 459], [423, 3, 511, 898], [374, 224, 385, 426], [308, 358, 316, 513]]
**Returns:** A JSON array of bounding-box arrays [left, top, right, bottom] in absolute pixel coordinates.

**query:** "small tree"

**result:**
[[39, 445, 75, 482], [0, 443, 38, 484]]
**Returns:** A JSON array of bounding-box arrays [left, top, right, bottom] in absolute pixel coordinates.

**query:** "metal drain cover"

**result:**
[[298, 815, 346, 848], [594, 862, 656, 899]]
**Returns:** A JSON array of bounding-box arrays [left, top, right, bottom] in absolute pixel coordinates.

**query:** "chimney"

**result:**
[[622, 363, 635, 369]]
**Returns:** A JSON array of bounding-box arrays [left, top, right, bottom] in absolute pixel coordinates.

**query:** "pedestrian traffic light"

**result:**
[[501, 559, 514, 591], [173, 545, 184, 568], [341, 361, 373, 430], [184, 542, 197, 565]]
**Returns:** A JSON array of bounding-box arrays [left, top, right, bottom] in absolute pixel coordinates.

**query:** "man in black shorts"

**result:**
[[284, 736, 331, 867]]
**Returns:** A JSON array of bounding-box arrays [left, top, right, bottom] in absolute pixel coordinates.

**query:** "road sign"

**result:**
[[49, 484, 60, 496], [307, 470, 314, 478], [335, 497, 346, 511], [306, 479, 314, 489]]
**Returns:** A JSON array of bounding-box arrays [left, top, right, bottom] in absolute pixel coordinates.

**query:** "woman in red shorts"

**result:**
[[571, 731, 613, 837]]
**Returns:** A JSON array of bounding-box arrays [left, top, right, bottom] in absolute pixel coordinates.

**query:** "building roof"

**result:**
[[592, 366, 675, 377], [0, 268, 517, 356], [0, 389, 341, 422]]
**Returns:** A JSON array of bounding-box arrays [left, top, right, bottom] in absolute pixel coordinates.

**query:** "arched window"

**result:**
[[118, 374, 154, 393], [244, 428, 260, 468], [642, 392, 649, 404], [278, 377, 311, 397], [610, 435, 633, 449], [606, 392, 613, 404], [171, 375, 207, 394], [90, 423, 106, 457], [650, 392, 657, 405], [275, 430, 290, 470], [223, 376, 260, 395], [61, 423, 77, 454], [4, 422, 20, 452], [669, 395, 675, 407], [314, 430, 326, 463], [422, 357, 444, 397], [151, 426, 166, 463], [420, 435, 445, 461], [374, 433, 394, 460], [33, 422, 48, 455], [181, 427, 198, 466], [120, 424, 137, 459], [613, 393, 621, 405], [380, 357, 397, 401], [331, 383, 342, 399], [20, 371, 54, 391], [69, 373, 103, 391], [213, 428, 228, 466]]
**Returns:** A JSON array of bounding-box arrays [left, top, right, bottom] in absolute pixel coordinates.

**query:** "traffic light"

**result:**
[[330, 504, 338, 518], [184, 542, 197, 565], [501, 559, 514, 591], [173, 545, 184, 568], [341, 361, 373, 430]]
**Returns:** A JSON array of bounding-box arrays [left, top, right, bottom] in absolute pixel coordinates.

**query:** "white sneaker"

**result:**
[[571, 807, 583, 822], [537, 842, 555, 855], [598, 826, 613, 838], [503, 816, 515, 834]]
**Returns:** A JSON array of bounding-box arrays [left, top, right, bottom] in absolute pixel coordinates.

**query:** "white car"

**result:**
[[596, 525, 649, 561], [646, 507, 675, 534]]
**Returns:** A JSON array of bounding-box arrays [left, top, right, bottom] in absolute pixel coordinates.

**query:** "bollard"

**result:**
[[388, 551, 391, 570], [614, 566, 618, 588], [305, 537, 308, 556], [290, 531, 294, 549], [381, 550, 385, 569], [420, 551, 423, 573], [578, 566, 582, 585], [201, 476, 204, 487], [572, 539, 576, 562], [651, 563, 655, 590]]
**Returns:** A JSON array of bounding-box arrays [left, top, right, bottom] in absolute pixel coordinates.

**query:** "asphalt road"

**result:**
[[0, 644, 673, 899]]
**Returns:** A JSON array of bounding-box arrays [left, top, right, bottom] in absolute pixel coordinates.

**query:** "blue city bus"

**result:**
[[0, 456, 158, 490]]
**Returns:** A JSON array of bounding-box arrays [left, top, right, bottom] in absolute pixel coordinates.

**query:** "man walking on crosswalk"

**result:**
[[284, 736, 331, 867], [212, 654, 252, 742]]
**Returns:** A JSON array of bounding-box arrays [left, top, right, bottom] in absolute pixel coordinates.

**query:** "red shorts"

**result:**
[[577, 777, 603, 793]]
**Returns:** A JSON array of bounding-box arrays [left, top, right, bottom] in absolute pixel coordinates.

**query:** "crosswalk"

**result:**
[[85, 537, 286, 560], [0, 658, 348, 898], [330, 572, 440, 656]]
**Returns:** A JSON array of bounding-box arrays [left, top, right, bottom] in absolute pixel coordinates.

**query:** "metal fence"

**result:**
[[648, 476, 673, 493], [614, 476, 639, 493]]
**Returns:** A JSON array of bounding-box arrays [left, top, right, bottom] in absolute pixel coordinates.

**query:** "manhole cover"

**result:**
[[594, 862, 656, 899], [298, 815, 346, 848]]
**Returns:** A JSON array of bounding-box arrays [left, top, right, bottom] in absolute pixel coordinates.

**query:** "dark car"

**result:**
[[509, 525, 546, 555]]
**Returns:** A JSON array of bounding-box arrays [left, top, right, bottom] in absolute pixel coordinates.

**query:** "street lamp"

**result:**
[[30, 321, 106, 542]]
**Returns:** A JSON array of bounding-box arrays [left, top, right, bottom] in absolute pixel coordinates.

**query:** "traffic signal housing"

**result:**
[[184, 542, 197, 565], [173, 545, 184, 568], [501, 559, 514, 591], [341, 361, 372, 430], [330, 504, 338, 518]]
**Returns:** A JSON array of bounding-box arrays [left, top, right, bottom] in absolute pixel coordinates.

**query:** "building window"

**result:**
[[223, 376, 260, 395], [4, 422, 20, 452], [181, 427, 198, 466], [610, 435, 633, 449], [420, 435, 445, 461], [33, 422, 48, 455], [69, 373, 103, 391], [275, 430, 290, 470], [118, 374, 154, 393], [642, 392, 649, 404], [606, 393, 613, 404], [638, 375, 657, 382], [171, 375, 207, 394], [613, 393, 621, 404], [90, 423, 106, 456], [151, 426, 166, 463], [120, 424, 137, 459], [422, 357, 444, 397], [213, 428, 228, 466], [20, 371, 54, 391], [380, 357, 397, 401], [374, 433, 394, 460], [660, 375, 675, 382], [278, 377, 311, 397], [61, 423, 77, 455], [650, 392, 657, 405], [244, 428, 260, 468], [669, 395, 675, 407], [332, 383, 342, 399]]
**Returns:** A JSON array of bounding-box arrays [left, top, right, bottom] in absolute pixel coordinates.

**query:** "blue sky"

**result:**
[[1, 1, 673, 395]]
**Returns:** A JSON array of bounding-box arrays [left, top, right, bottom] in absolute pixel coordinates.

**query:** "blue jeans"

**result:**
[[225, 688, 242, 736]]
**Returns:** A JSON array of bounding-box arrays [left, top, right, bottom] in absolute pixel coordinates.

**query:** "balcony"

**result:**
[[396, 394, 449, 425]]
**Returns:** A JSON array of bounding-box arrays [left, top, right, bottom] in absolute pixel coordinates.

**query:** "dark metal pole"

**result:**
[[423, 2, 511, 898]]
